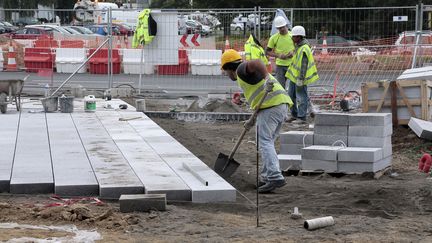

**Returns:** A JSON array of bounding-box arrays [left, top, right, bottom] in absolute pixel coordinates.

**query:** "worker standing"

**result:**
[[285, 26, 319, 124], [266, 16, 295, 89], [244, 34, 270, 72], [221, 49, 293, 193]]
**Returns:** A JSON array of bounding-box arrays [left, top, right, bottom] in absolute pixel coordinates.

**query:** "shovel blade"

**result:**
[[214, 153, 240, 178]]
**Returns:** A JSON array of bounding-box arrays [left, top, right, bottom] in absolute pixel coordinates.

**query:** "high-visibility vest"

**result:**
[[132, 9, 156, 47], [285, 43, 319, 85], [237, 74, 293, 110], [244, 35, 268, 65]]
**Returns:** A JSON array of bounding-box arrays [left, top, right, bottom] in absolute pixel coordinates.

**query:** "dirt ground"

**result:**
[[2, 113, 432, 242]]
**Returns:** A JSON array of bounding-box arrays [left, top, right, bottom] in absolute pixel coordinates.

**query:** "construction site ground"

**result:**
[[1, 100, 432, 242]]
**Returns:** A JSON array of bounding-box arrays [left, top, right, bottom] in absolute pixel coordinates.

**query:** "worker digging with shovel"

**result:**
[[216, 49, 293, 193]]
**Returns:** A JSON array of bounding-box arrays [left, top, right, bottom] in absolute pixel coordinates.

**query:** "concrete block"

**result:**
[[301, 145, 344, 161], [280, 144, 312, 155], [338, 147, 383, 162], [313, 134, 348, 146], [302, 159, 338, 172], [119, 194, 166, 213], [280, 131, 313, 144], [348, 136, 392, 148], [383, 145, 392, 158], [338, 156, 392, 173], [408, 117, 432, 140], [315, 113, 349, 126], [314, 125, 348, 136], [348, 113, 392, 126], [278, 154, 302, 170], [348, 125, 393, 137]]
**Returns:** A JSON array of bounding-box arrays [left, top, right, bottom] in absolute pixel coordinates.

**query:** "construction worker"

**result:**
[[285, 26, 319, 124], [244, 34, 270, 71], [221, 49, 293, 193], [266, 16, 295, 89]]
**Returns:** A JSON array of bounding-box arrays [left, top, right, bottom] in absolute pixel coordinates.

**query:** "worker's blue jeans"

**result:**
[[256, 104, 287, 182], [287, 81, 308, 119], [275, 65, 288, 89]]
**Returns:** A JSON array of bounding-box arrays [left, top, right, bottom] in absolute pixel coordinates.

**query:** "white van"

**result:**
[[395, 31, 432, 54]]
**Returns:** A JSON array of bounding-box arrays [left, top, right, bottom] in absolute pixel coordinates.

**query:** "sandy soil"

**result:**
[[1, 115, 432, 242]]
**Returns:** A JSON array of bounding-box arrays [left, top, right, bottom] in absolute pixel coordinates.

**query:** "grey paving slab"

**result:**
[[348, 113, 392, 126], [338, 147, 383, 162], [302, 159, 338, 172], [338, 156, 392, 173], [10, 113, 53, 194], [301, 145, 344, 161], [348, 136, 392, 148], [314, 125, 348, 136], [383, 144, 392, 158], [71, 112, 144, 199], [348, 125, 393, 137], [96, 111, 191, 201], [119, 194, 166, 213], [0, 114, 19, 192], [408, 117, 432, 140], [280, 144, 312, 155], [315, 113, 349, 126], [313, 134, 348, 146], [278, 154, 302, 170], [280, 131, 314, 145], [46, 113, 98, 196]]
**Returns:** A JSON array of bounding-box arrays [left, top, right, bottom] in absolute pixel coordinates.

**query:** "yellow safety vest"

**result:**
[[285, 44, 319, 85], [132, 9, 155, 47], [244, 35, 268, 65], [237, 74, 293, 110]]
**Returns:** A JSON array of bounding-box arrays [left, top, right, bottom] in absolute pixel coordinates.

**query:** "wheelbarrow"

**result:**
[[0, 79, 25, 114]]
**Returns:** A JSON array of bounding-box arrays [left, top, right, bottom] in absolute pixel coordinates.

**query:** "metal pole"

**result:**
[[253, 6, 257, 37], [256, 126, 260, 227], [258, 6, 261, 40], [138, 46, 144, 95], [290, 8, 294, 26], [412, 3, 423, 68], [50, 39, 110, 97], [108, 8, 113, 89]]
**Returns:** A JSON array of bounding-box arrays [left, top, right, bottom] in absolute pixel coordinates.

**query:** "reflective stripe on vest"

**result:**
[[132, 9, 154, 48], [244, 35, 268, 65], [286, 44, 319, 85]]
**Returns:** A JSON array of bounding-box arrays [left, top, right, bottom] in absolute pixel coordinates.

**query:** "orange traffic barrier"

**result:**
[[6, 41, 17, 71]]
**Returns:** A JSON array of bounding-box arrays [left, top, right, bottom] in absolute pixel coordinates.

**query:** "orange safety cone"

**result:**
[[6, 41, 17, 71], [321, 36, 329, 56], [224, 37, 230, 51]]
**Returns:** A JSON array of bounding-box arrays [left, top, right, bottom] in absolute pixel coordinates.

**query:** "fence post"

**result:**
[[108, 8, 113, 89], [258, 6, 262, 40], [290, 8, 294, 26], [412, 3, 424, 68]]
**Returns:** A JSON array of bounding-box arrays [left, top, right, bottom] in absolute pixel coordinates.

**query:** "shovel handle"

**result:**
[[228, 88, 271, 160]]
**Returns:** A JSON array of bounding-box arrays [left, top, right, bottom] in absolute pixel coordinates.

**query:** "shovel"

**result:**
[[214, 84, 273, 178]]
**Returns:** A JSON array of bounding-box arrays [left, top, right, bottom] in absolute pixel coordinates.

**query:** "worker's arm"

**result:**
[[266, 47, 292, 60], [298, 52, 308, 86], [244, 59, 267, 81]]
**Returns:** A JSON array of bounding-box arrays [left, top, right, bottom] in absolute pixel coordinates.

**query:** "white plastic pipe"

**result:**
[[304, 216, 334, 230]]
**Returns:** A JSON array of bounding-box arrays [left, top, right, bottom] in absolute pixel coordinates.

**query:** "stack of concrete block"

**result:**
[[278, 131, 313, 170], [338, 147, 391, 173], [301, 145, 343, 172], [314, 113, 349, 146], [408, 117, 432, 140], [348, 113, 392, 158]]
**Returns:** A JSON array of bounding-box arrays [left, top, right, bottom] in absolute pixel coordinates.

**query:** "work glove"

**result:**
[[297, 78, 304, 87], [265, 76, 275, 92], [243, 117, 256, 130]]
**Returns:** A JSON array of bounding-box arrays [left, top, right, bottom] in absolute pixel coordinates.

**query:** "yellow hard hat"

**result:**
[[221, 49, 242, 69]]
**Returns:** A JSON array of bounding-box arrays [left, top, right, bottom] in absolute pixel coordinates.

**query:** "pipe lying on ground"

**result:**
[[304, 216, 334, 230]]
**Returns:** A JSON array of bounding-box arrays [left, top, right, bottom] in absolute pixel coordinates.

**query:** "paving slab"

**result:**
[[348, 136, 392, 148], [10, 113, 53, 194], [348, 125, 393, 137], [301, 145, 344, 161], [338, 147, 383, 162], [119, 194, 166, 213], [383, 145, 392, 158], [338, 156, 392, 173], [0, 113, 19, 192], [96, 111, 191, 201], [46, 113, 99, 196], [302, 159, 338, 172], [280, 144, 312, 155], [408, 117, 432, 140], [348, 113, 392, 126], [314, 113, 349, 126], [313, 134, 347, 146], [278, 154, 302, 170], [280, 131, 313, 145], [314, 125, 348, 136], [72, 112, 144, 199]]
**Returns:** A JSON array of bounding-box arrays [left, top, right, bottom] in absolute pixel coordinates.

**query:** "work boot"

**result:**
[[285, 116, 297, 123], [292, 118, 307, 125], [258, 179, 286, 193], [255, 180, 267, 189]]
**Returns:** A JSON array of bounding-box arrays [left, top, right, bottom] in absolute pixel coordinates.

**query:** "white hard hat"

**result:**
[[274, 16, 287, 28], [292, 25, 306, 36]]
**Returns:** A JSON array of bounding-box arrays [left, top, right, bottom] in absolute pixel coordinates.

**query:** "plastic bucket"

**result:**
[[84, 95, 96, 112], [41, 97, 58, 112], [59, 96, 74, 113]]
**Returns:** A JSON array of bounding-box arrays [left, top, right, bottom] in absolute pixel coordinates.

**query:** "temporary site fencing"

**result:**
[[0, 5, 432, 102]]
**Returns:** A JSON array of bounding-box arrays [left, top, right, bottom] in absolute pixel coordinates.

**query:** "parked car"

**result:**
[[317, 35, 358, 54], [87, 25, 121, 36], [13, 17, 39, 26], [186, 20, 210, 36], [99, 23, 134, 36], [9, 26, 51, 39], [0, 21, 19, 33], [230, 22, 244, 31], [0, 26, 5, 34], [394, 31, 432, 54], [26, 24, 73, 36], [69, 26, 102, 36]]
